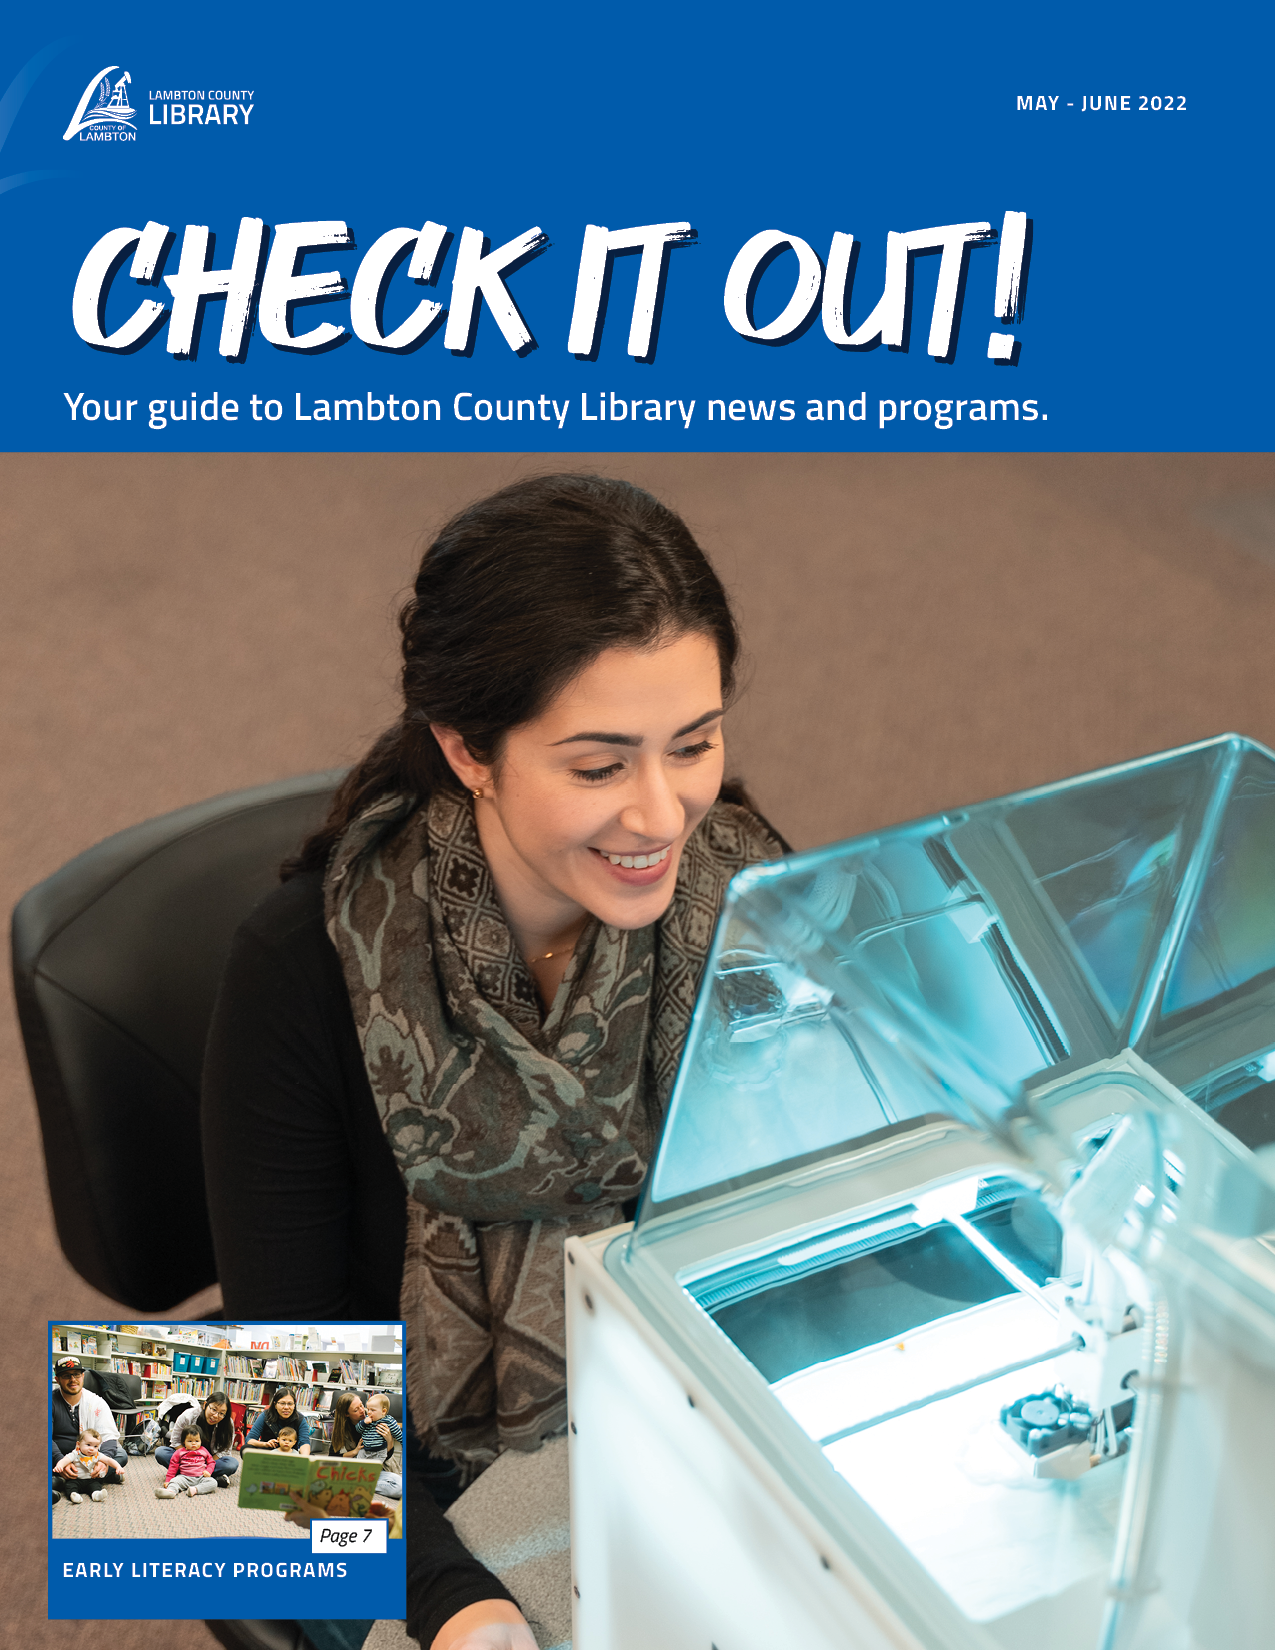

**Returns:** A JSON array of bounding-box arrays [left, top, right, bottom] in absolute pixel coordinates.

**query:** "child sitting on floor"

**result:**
[[52, 1427, 120, 1503], [156, 1427, 219, 1498], [355, 1394, 402, 1464]]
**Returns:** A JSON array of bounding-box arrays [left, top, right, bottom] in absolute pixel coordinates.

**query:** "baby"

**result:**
[[156, 1427, 219, 1498], [275, 1426, 299, 1454], [355, 1394, 402, 1462], [52, 1427, 115, 1503]]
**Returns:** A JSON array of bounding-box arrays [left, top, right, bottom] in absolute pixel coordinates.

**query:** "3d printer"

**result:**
[[567, 734, 1275, 1650]]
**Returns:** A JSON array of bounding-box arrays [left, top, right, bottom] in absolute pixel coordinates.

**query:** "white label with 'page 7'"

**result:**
[[312, 1519, 388, 1554]]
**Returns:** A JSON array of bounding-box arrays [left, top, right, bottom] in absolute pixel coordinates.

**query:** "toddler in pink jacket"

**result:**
[[156, 1428, 218, 1498]]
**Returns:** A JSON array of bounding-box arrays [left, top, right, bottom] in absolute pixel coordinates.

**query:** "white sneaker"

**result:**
[[90, 1490, 106, 1503], [68, 1492, 83, 1504], [155, 1485, 178, 1498]]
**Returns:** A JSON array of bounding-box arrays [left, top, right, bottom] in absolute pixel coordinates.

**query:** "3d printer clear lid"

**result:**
[[640, 734, 1275, 1220]]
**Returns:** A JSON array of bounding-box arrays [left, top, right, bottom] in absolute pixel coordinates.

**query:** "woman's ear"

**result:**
[[430, 725, 494, 796]]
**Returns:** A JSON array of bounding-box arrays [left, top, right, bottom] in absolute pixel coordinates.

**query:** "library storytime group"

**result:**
[[50, 1322, 403, 1504]]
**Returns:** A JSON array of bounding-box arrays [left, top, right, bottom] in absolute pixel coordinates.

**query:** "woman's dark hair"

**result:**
[[285, 473, 743, 877], [199, 1391, 234, 1455], [330, 1391, 363, 1456], [260, 1386, 301, 1437]]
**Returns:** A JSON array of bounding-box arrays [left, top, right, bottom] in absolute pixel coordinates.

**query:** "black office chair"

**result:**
[[12, 771, 343, 1309]]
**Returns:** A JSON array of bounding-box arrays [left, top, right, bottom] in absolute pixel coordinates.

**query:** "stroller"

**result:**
[[134, 1416, 162, 1455]]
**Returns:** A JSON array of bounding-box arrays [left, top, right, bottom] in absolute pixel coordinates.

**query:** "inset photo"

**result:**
[[50, 1320, 404, 1542]]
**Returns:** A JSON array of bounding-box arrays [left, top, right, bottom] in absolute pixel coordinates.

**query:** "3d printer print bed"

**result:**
[[688, 1174, 1143, 1628]]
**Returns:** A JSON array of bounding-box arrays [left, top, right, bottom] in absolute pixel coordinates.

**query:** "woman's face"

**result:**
[[274, 1393, 295, 1419], [347, 1396, 366, 1422], [204, 1400, 227, 1425], [440, 634, 725, 935]]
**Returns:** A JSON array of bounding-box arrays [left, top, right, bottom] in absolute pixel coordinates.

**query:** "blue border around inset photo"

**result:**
[[48, 1319, 406, 1621]]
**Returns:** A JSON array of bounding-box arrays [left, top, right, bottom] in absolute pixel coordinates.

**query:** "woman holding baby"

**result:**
[[245, 1386, 313, 1456]]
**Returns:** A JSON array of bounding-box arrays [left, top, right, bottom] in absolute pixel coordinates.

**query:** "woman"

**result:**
[[202, 475, 786, 1649], [155, 1390, 240, 1487], [330, 1391, 402, 1479], [244, 1386, 313, 1455], [329, 1391, 368, 1459]]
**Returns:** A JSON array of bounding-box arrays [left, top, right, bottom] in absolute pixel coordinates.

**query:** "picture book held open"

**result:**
[[237, 1450, 381, 1515]]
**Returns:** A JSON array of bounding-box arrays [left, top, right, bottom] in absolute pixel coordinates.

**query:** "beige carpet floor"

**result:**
[[51, 1452, 309, 1541], [8, 451, 1275, 1647]]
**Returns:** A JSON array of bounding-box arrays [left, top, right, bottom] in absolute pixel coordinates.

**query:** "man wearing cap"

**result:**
[[51, 1357, 128, 1487]]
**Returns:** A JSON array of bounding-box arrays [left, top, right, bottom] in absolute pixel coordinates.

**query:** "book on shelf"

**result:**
[[170, 1378, 213, 1400], [224, 1355, 265, 1377], [224, 1378, 266, 1402], [238, 1452, 382, 1514], [110, 1357, 170, 1378], [339, 1358, 384, 1384]]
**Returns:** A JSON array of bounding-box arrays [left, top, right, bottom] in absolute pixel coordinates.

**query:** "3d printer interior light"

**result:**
[[569, 737, 1275, 1650]]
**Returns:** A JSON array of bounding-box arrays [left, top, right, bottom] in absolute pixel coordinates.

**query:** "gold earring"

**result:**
[[471, 787, 482, 799]]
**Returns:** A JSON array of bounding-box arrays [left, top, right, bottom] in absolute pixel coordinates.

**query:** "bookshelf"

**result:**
[[50, 1323, 236, 1408], [51, 1324, 404, 1421], [223, 1353, 405, 1417]]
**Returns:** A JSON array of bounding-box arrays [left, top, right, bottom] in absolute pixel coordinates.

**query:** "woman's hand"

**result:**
[[375, 1421, 392, 1442], [429, 1601, 537, 1650]]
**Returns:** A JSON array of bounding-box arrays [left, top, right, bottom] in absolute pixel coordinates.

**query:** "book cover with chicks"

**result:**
[[237, 1452, 382, 1515]]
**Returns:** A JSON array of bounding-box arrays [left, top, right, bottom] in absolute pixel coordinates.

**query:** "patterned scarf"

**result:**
[[324, 788, 782, 1468]]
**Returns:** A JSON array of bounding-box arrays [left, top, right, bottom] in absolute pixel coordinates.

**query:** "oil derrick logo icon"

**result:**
[[63, 67, 137, 140]]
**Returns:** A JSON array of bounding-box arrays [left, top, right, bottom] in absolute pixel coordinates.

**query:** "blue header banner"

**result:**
[[1, 1, 1268, 451], [48, 1537, 404, 1619]]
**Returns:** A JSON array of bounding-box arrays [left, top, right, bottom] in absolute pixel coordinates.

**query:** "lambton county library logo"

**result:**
[[63, 66, 137, 141]]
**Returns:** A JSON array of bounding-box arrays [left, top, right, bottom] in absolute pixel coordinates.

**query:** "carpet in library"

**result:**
[[51, 1450, 310, 1540]]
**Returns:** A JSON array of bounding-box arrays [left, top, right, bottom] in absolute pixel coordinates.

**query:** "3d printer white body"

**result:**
[[566, 736, 1275, 1650]]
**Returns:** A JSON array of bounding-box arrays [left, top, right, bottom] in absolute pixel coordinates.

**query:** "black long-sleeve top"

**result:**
[[200, 869, 517, 1647]]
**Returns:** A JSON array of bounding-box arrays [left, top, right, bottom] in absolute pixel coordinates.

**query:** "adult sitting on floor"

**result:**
[[329, 1391, 401, 1500], [155, 1390, 240, 1488], [51, 1356, 129, 1497], [244, 1387, 313, 1456]]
